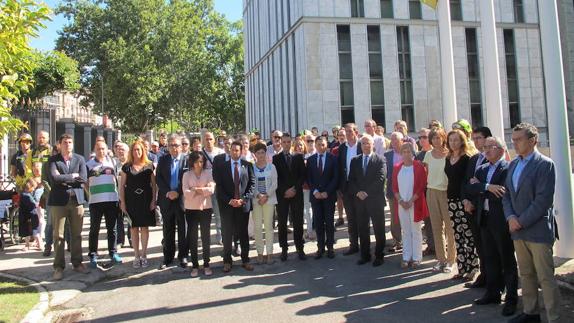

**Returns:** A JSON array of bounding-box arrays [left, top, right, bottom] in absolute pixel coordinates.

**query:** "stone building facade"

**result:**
[[243, 0, 574, 142]]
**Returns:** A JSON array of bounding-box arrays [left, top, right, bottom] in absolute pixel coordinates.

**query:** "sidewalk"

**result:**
[[1, 213, 573, 322]]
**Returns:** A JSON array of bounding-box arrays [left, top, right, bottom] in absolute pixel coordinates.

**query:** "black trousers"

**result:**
[[276, 194, 304, 251], [356, 200, 386, 261], [469, 210, 486, 281], [481, 210, 518, 301], [88, 201, 118, 257], [311, 198, 335, 251], [161, 200, 188, 263], [342, 189, 359, 249], [185, 209, 212, 268], [220, 204, 250, 264]]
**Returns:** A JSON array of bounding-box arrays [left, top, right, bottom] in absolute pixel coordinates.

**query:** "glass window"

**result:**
[[409, 0, 422, 20], [450, 0, 463, 21], [514, 0, 524, 23], [509, 103, 521, 127], [351, 0, 365, 17], [341, 82, 355, 106], [370, 81, 384, 105], [341, 108, 355, 124], [471, 103, 483, 128], [367, 26, 381, 52], [380, 0, 393, 18], [372, 107, 386, 127], [397, 26, 414, 130], [369, 54, 383, 78], [339, 53, 353, 79], [337, 25, 351, 52], [469, 79, 481, 103]]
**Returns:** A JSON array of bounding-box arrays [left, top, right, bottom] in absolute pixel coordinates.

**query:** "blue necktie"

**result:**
[[363, 155, 368, 176], [170, 158, 179, 190]]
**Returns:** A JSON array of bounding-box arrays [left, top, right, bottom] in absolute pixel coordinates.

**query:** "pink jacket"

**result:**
[[182, 170, 216, 210]]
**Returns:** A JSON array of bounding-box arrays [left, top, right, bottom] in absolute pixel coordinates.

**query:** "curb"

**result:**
[[557, 278, 574, 293], [0, 272, 49, 323]]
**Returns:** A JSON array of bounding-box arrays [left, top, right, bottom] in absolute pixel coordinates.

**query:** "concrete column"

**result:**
[[83, 125, 92, 158], [437, 0, 458, 129], [1, 134, 9, 176], [480, 0, 505, 138], [538, 0, 574, 258]]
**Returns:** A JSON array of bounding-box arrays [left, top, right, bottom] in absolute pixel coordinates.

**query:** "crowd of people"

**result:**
[[8, 119, 562, 323]]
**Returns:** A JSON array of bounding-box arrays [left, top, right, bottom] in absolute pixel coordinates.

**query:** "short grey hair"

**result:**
[[513, 122, 538, 140], [488, 136, 507, 150], [390, 131, 404, 140], [399, 142, 416, 156], [360, 133, 374, 144], [168, 134, 181, 143]]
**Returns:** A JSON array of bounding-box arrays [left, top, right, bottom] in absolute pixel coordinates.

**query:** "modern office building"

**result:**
[[243, 0, 574, 142]]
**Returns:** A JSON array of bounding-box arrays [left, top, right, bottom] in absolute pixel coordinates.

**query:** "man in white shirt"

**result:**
[[202, 131, 225, 243], [266, 130, 283, 162], [364, 119, 385, 157]]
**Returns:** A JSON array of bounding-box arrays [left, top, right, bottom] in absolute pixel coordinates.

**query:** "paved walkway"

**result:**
[[1, 212, 573, 322]]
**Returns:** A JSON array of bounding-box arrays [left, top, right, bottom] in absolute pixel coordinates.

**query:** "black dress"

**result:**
[[122, 163, 155, 227]]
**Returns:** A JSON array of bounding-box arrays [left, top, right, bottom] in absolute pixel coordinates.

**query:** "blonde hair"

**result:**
[[127, 139, 151, 166]]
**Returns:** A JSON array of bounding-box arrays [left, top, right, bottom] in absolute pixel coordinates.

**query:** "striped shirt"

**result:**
[[86, 157, 118, 204]]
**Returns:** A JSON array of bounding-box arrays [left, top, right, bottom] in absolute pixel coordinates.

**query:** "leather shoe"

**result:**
[[42, 247, 51, 257], [73, 263, 90, 274], [335, 218, 345, 227], [179, 259, 188, 268], [315, 251, 324, 260], [232, 246, 240, 257], [52, 269, 63, 281], [223, 263, 232, 273], [502, 300, 517, 317], [280, 249, 288, 261], [508, 313, 541, 323], [357, 258, 370, 265], [242, 263, 254, 271], [372, 258, 384, 267], [474, 295, 501, 305], [343, 247, 358, 256], [327, 249, 335, 259], [297, 250, 307, 261]]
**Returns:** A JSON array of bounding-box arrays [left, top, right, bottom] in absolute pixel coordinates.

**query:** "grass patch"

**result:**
[[0, 278, 39, 323]]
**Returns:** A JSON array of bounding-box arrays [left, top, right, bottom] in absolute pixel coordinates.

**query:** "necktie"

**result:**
[[285, 153, 291, 168], [318, 154, 323, 176], [233, 161, 240, 199], [363, 155, 368, 176], [170, 158, 178, 190]]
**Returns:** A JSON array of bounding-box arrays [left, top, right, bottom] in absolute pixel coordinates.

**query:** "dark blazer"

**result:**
[[272, 152, 306, 198], [502, 151, 556, 244], [383, 150, 397, 199], [348, 154, 387, 209], [211, 153, 227, 185], [47, 153, 87, 206], [156, 153, 188, 209], [466, 160, 509, 226], [337, 141, 362, 192], [214, 158, 255, 213], [462, 153, 488, 202], [307, 153, 339, 203]]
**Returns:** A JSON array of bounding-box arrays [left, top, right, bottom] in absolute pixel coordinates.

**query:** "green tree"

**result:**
[[56, 0, 245, 134], [0, 0, 50, 137], [26, 50, 81, 101]]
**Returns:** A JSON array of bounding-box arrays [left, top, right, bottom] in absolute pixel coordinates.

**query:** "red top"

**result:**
[[392, 160, 429, 223]]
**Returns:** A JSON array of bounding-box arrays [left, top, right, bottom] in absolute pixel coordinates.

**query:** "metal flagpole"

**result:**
[[479, 0, 505, 138], [538, 0, 574, 258], [437, 0, 458, 128]]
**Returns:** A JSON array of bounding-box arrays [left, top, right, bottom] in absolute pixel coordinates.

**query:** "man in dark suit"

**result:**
[[383, 132, 404, 252], [48, 133, 89, 281], [273, 133, 307, 261], [156, 134, 189, 269], [503, 123, 561, 323], [307, 136, 339, 259], [214, 141, 255, 272], [348, 134, 387, 267], [462, 126, 492, 288], [466, 137, 518, 317], [337, 123, 362, 255]]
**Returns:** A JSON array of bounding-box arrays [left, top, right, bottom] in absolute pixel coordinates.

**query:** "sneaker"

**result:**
[[111, 253, 123, 264], [432, 261, 444, 272], [132, 257, 141, 268], [443, 263, 454, 273], [140, 257, 149, 268], [190, 268, 199, 278], [89, 256, 98, 269]]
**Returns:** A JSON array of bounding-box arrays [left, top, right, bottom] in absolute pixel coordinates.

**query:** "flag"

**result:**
[[421, 0, 438, 9]]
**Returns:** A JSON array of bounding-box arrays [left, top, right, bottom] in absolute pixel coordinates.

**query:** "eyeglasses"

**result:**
[[418, 136, 428, 140], [181, 143, 189, 146], [169, 144, 181, 148], [483, 145, 501, 150], [306, 140, 314, 143], [273, 136, 282, 139]]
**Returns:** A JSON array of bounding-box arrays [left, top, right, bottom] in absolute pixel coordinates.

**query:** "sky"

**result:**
[[30, 0, 243, 52]]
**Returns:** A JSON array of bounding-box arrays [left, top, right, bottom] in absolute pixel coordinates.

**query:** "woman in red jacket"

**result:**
[[393, 143, 429, 269]]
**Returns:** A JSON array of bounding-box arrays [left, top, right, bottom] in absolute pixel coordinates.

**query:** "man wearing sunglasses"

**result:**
[[266, 130, 283, 163]]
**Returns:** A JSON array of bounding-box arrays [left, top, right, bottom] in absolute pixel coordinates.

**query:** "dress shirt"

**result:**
[[345, 142, 358, 179], [475, 153, 486, 172], [484, 158, 503, 211], [512, 152, 535, 191]]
